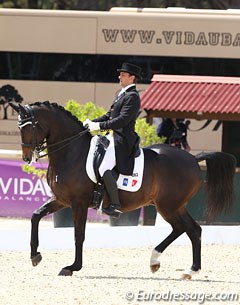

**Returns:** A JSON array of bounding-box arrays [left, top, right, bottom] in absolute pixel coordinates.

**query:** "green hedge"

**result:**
[[65, 100, 163, 147], [22, 100, 163, 177]]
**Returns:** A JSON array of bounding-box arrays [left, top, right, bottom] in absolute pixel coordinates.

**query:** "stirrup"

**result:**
[[102, 204, 122, 218]]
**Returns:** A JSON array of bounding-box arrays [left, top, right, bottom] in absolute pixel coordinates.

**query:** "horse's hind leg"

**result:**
[[150, 210, 202, 279], [150, 213, 185, 273], [31, 196, 63, 266], [181, 211, 202, 279]]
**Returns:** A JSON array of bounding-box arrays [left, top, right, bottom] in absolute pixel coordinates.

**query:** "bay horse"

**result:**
[[10, 101, 236, 279]]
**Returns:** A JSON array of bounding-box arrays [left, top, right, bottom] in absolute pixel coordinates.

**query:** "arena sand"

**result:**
[[0, 245, 239, 305]]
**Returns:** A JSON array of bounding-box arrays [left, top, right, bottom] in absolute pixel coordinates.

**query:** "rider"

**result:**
[[83, 62, 142, 218]]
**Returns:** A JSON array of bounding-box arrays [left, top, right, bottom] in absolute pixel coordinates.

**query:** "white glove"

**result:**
[[83, 119, 91, 127], [87, 121, 100, 132]]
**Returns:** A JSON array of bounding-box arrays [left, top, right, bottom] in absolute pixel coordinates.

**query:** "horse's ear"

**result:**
[[9, 102, 20, 113], [18, 103, 29, 117]]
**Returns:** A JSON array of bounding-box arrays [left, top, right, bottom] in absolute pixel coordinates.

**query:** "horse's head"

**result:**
[[10, 102, 46, 164]]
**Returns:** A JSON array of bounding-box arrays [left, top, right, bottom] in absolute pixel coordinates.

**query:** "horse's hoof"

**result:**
[[150, 263, 160, 273], [58, 268, 73, 276], [31, 253, 42, 267], [181, 273, 192, 280], [181, 269, 199, 280]]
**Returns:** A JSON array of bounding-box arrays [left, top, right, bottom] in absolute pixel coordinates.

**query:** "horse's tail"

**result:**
[[195, 152, 236, 221]]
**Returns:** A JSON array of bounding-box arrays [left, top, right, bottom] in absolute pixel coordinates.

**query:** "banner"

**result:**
[[0, 160, 51, 217]]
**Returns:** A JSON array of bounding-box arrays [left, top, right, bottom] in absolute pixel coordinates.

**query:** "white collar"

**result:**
[[118, 84, 135, 96]]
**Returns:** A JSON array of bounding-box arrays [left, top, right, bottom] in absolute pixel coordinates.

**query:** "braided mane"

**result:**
[[29, 101, 83, 126]]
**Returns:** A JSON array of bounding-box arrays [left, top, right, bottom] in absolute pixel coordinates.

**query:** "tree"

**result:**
[[0, 84, 23, 119], [208, 0, 240, 9], [2, 0, 240, 10]]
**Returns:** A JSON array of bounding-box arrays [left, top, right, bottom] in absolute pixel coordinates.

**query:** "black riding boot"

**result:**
[[102, 170, 122, 218]]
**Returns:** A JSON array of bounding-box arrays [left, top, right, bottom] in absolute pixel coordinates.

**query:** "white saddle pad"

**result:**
[[86, 136, 144, 192]]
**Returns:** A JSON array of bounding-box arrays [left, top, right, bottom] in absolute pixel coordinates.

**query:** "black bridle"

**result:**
[[18, 105, 89, 160]]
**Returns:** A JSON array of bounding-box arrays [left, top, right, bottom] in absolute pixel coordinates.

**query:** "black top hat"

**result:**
[[117, 63, 142, 79]]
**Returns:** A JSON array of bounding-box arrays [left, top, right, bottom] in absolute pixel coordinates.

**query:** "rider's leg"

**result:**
[[99, 138, 122, 218], [102, 170, 122, 217]]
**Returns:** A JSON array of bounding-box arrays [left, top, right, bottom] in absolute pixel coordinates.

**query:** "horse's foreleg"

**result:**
[[31, 196, 63, 266], [58, 205, 88, 276]]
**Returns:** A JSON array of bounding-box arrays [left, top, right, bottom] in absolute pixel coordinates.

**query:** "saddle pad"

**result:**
[[86, 136, 144, 192]]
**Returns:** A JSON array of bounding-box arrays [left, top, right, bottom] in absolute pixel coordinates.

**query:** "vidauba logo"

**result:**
[[0, 177, 52, 201]]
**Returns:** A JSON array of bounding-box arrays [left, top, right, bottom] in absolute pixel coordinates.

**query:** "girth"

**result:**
[[93, 135, 110, 183]]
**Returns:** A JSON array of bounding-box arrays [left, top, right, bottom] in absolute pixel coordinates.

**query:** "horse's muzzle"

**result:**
[[22, 147, 33, 164], [23, 155, 32, 164]]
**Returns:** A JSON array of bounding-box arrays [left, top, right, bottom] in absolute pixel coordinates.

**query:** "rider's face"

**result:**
[[118, 72, 135, 88]]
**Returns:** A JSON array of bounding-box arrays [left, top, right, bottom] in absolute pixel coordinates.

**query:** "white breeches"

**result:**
[[99, 133, 116, 177]]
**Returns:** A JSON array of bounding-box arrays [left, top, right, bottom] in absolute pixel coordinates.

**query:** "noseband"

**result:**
[[18, 105, 89, 160], [18, 105, 43, 147]]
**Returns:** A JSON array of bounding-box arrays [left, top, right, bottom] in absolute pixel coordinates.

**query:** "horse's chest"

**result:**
[[49, 174, 70, 194]]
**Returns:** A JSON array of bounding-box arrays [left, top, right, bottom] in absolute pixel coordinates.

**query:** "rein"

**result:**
[[38, 129, 89, 158], [18, 104, 89, 160]]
